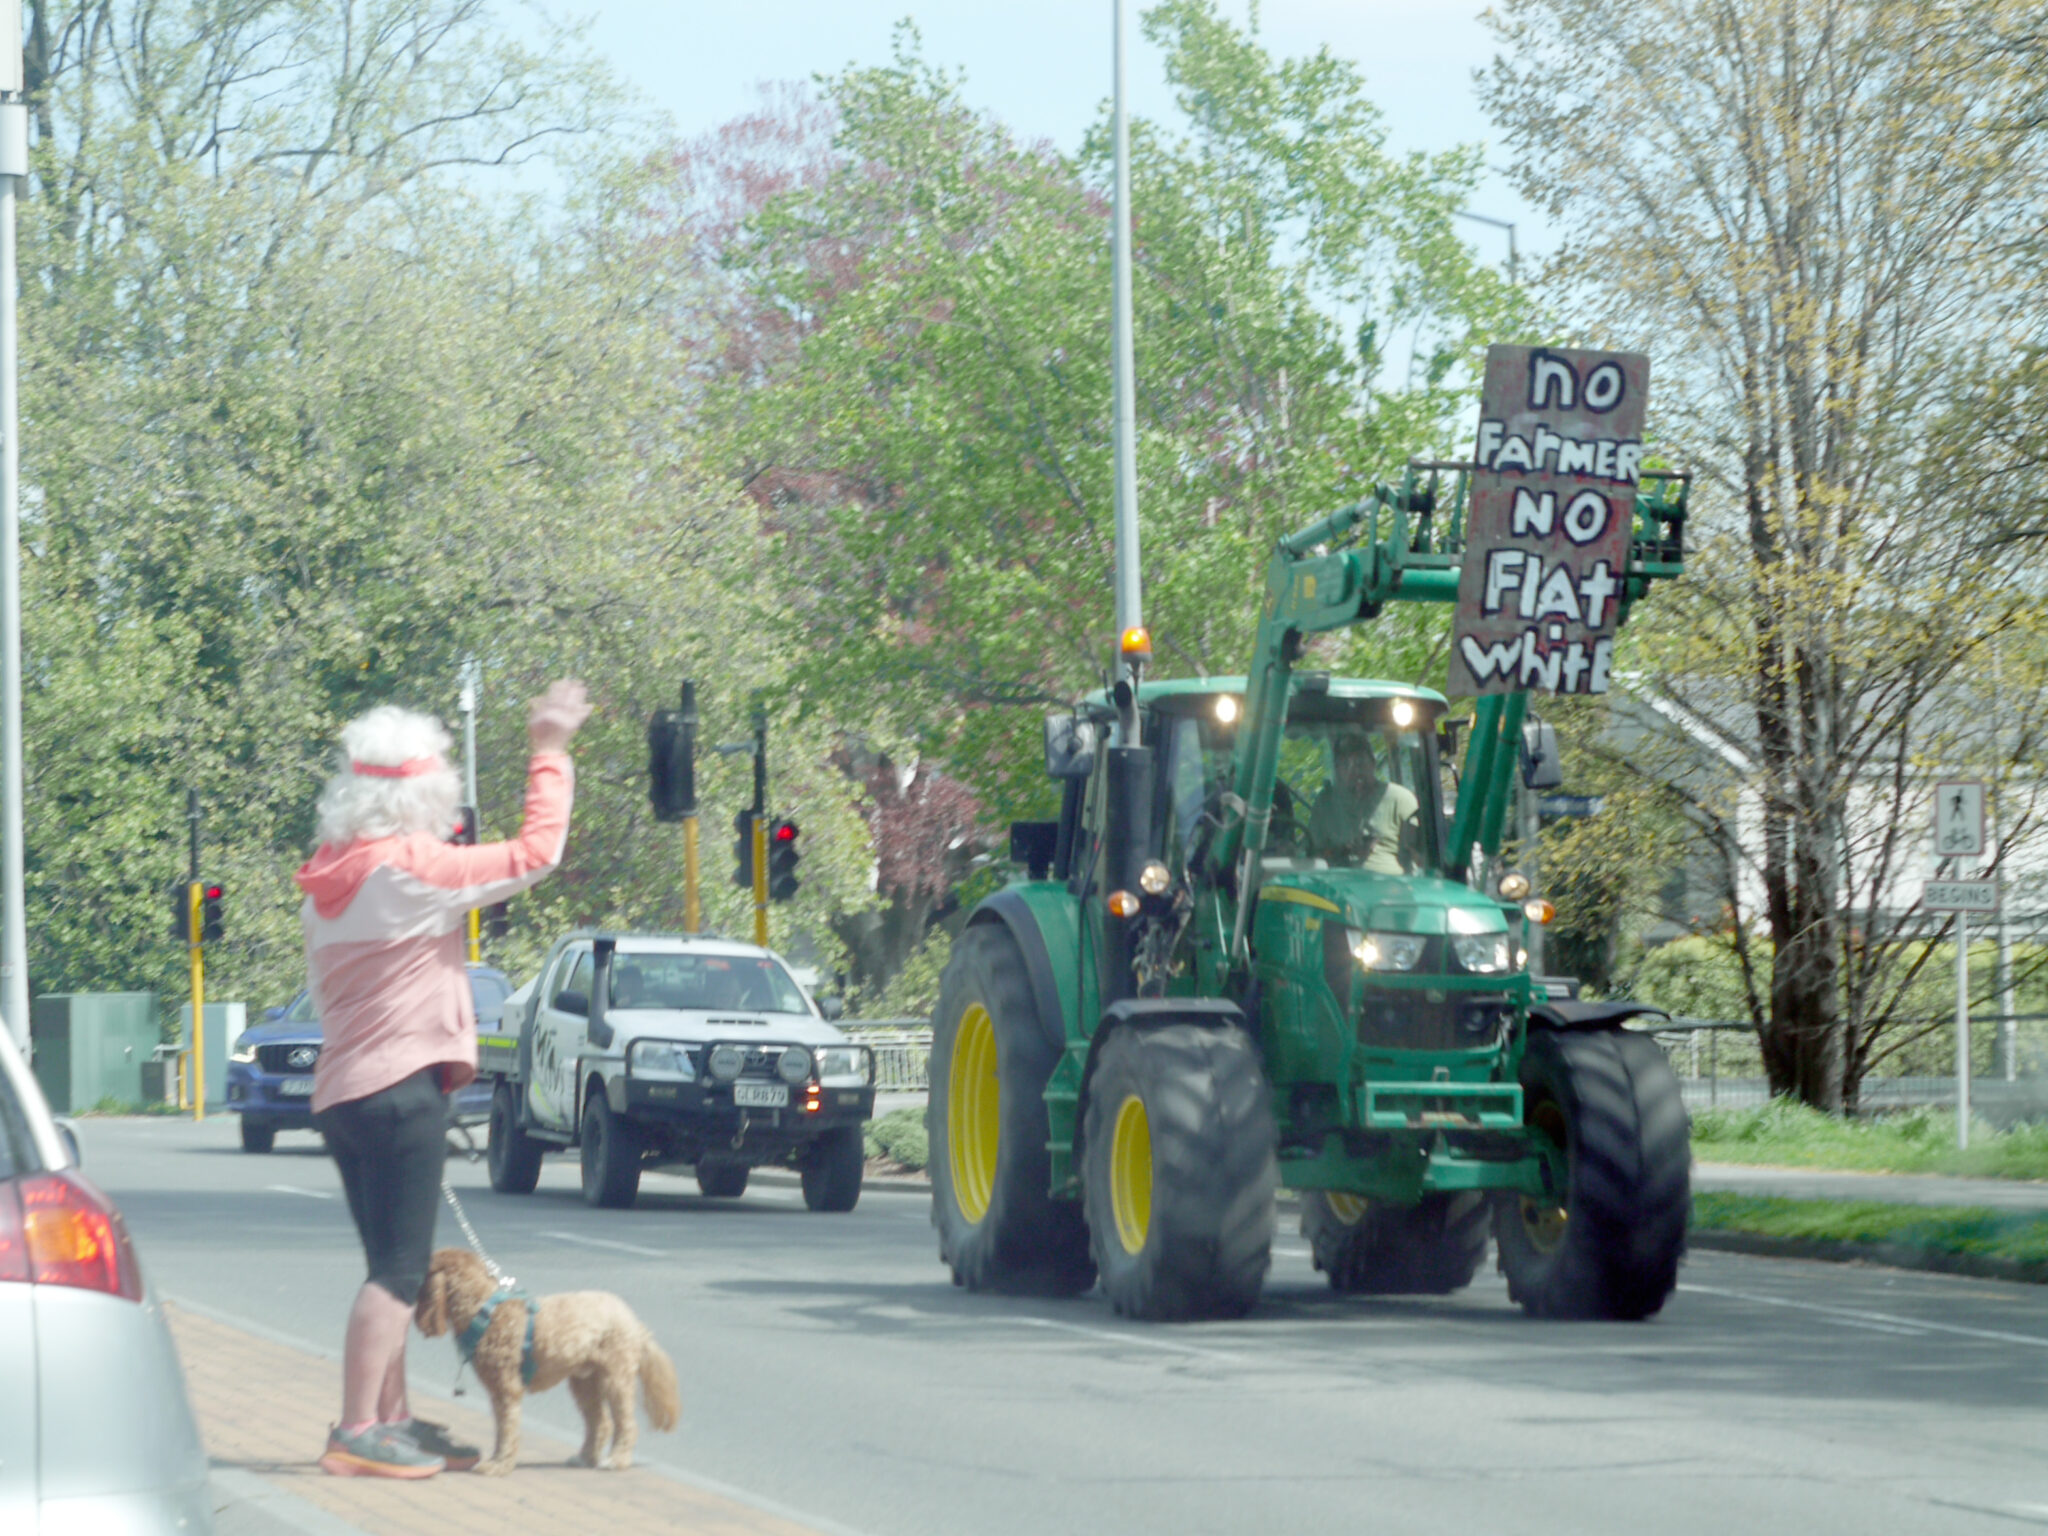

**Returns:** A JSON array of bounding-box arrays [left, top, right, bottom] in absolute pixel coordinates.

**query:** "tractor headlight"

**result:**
[[1353, 932, 1426, 972], [812, 1045, 873, 1086], [1138, 860, 1171, 896], [629, 1040, 696, 1080], [1450, 934, 1513, 975], [776, 1045, 814, 1086], [230, 1033, 258, 1064]]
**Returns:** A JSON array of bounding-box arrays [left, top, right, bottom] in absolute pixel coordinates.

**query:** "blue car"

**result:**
[[225, 964, 513, 1152]]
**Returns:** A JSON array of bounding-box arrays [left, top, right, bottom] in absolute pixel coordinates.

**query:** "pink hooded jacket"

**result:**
[[295, 752, 573, 1112]]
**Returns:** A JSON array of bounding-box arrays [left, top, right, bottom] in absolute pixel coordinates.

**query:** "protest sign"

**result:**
[[1448, 345, 1649, 697]]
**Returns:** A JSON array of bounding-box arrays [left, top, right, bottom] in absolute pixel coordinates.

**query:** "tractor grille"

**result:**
[[257, 1043, 321, 1074], [1355, 989, 1513, 1053]]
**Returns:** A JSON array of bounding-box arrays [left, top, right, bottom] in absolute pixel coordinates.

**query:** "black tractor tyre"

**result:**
[[694, 1158, 749, 1199], [580, 1090, 642, 1210], [1495, 1028, 1691, 1320], [487, 1085, 544, 1195], [239, 1118, 276, 1154], [1081, 1023, 1278, 1321], [928, 924, 1094, 1295], [800, 1125, 865, 1213], [1301, 1191, 1489, 1295]]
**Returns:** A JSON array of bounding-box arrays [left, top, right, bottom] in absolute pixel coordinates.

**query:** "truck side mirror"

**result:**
[[555, 990, 589, 1017], [586, 936, 617, 1049], [1520, 721, 1564, 790], [1043, 714, 1098, 780], [817, 995, 846, 1022]]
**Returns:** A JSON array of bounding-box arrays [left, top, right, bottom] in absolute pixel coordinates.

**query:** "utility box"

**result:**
[[176, 1002, 244, 1112], [30, 993, 160, 1114]]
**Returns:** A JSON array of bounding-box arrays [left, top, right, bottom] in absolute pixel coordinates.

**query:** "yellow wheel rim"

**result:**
[[1520, 1198, 1568, 1253], [1110, 1093, 1153, 1256], [948, 1004, 1000, 1224], [1521, 1098, 1570, 1254], [1325, 1192, 1369, 1225]]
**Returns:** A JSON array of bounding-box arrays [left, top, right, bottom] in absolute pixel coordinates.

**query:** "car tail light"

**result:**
[[1, 1172, 143, 1301]]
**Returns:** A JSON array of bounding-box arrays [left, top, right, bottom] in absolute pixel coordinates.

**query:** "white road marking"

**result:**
[[1820, 1317, 1929, 1337], [1681, 1282, 2048, 1348], [540, 1229, 668, 1259], [265, 1184, 334, 1200], [1012, 1315, 1243, 1362]]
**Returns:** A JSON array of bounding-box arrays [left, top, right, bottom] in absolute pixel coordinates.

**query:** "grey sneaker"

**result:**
[[397, 1417, 481, 1471], [319, 1422, 445, 1479]]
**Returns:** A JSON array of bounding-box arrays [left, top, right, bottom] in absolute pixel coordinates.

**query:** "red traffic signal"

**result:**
[[768, 819, 800, 902], [448, 805, 479, 846]]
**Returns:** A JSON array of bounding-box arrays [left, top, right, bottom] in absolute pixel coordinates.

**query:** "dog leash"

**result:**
[[439, 1178, 519, 1398]]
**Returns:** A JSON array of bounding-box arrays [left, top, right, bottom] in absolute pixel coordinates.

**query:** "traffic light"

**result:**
[[647, 704, 697, 823], [169, 881, 193, 943], [449, 805, 480, 845], [200, 882, 225, 943], [768, 819, 801, 902], [485, 901, 512, 940], [731, 810, 758, 888]]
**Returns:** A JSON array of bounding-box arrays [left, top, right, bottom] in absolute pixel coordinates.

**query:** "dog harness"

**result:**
[[455, 1281, 539, 1387]]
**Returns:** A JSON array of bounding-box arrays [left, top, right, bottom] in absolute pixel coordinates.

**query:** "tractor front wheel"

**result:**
[[1081, 1023, 1277, 1321], [928, 924, 1094, 1295], [1495, 1028, 1690, 1320], [1301, 1191, 1488, 1295]]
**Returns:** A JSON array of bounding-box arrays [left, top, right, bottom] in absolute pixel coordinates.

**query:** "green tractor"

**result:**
[[929, 463, 1694, 1321]]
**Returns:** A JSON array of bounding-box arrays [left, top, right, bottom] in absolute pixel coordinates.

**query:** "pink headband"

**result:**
[[349, 757, 440, 779]]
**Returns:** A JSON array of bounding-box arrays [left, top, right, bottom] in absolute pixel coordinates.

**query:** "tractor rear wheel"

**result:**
[[929, 924, 1094, 1295], [1081, 1022, 1277, 1321], [1495, 1028, 1690, 1320], [1301, 1191, 1488, 1295]]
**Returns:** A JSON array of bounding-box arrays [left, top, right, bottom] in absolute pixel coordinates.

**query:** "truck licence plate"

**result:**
[[280, 1077, 315, 1097], [733, 1083, 788, 1108]]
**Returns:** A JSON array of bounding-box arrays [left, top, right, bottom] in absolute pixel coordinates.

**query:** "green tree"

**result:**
[[713, 7, 1524, 821], [1484, 0, 2048, 1109]]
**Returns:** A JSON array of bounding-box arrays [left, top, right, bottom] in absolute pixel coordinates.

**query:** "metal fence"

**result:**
[[840, 1021, 932, 1094], [837, 1016, 2048, 1123]]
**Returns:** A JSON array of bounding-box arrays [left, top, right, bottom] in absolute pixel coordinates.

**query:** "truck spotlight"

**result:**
[[1391, 699, 1415, 728], [776, 1046, 813, 1086], [1107, 890, 1140, 919], [1138, 861, 1171, 896], [707, 1044, 747, 1082], [1498, 872, 1531, 901], [1524, 899, 1556, 925]]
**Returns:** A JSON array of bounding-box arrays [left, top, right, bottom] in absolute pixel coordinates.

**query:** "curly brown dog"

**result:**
[[415, 1248, 681, 1475]]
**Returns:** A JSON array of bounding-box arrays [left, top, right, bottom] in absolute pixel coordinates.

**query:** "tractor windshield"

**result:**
[[1153, 697, 1439, 875], [1275, 720, 1434, 874]]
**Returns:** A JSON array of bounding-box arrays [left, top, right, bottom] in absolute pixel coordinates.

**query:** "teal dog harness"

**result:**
[[454, 1281, 538, 1387]]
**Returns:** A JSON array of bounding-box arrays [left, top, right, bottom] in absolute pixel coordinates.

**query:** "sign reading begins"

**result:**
[[1450, 344, 1650, 697]]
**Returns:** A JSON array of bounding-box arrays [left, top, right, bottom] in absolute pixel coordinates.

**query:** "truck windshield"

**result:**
[[607, 954, 811, 1015]]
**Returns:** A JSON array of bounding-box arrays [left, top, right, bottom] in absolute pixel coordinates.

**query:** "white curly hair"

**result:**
[[313, 705, 463, 847]]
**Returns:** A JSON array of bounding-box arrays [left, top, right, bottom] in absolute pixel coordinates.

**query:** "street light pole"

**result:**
[[1455, 210, 1519, 288], [0, 7, 28, 1055], [1110, 0, 1143, 676]]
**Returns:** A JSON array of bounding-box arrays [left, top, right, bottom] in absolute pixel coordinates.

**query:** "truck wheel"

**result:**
[[487, 1085, 543, 1195], [1081, 1023, 1277, 1321], [239, 1118, 275, 1154], [695, 1159, 749, 1198], [1495, 1028, 1690, 1320], [800, 1125, 864, 1213], [580, 1091, 642, 1210], [929, 924, 1094, 1295], [1302, 1192, 1488, 1294]]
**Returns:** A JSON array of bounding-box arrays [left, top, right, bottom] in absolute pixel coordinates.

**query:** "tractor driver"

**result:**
[[1306, 728, 1418, 875]]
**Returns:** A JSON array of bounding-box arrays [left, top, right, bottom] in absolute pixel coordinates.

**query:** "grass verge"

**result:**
[[1691, 1191, 2048, 1278], [1691, 1100, 2048, 1180], [865, 1105, 928, 1173]]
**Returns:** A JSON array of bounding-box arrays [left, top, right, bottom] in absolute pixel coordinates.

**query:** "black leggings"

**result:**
[[315, 1067, 448, 1306]]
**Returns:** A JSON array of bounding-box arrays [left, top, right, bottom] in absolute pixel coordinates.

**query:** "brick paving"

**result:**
[[168, 1305, 819, 1536]]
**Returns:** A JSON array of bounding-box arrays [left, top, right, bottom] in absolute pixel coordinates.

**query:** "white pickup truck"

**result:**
[[476, 931, 876, 1210]]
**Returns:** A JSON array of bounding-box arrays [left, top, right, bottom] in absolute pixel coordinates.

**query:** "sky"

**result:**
[[547, 0, 1550, 268]]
